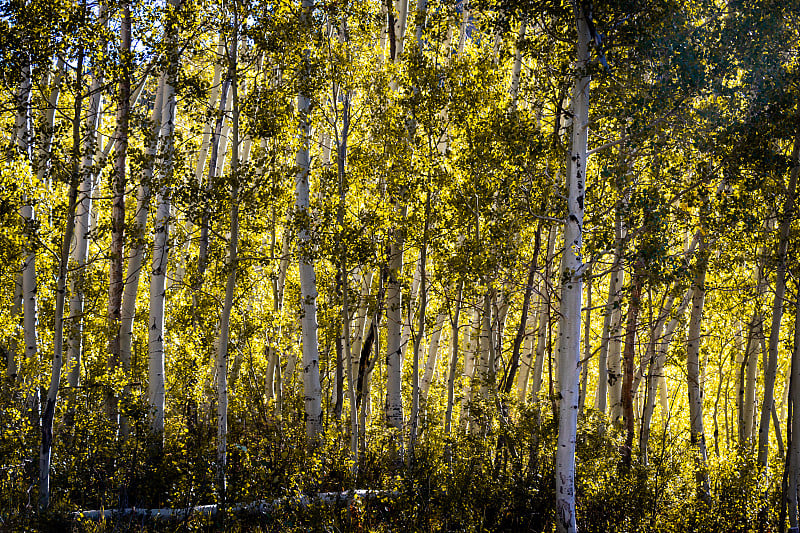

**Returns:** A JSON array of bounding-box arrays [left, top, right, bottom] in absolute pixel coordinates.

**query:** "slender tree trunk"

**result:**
[[555, 5, 590, 530], [400, 257, 423, 364], [529, 226, 557, 404], [17, 60, 38, 418], [119, 76, 165, 387], [459, 308, 481, 431], [216, 30, 240, 501], [195, 79, 231, 313], [687, 240, 711, 503], [504, 223, 542, 394], [758, 137, 799, 468], [385, 222, 406, 439], [421, 310, 446, 402], [148, 189, 171, 436], [66, 52, 100, 390], [596, 210, 625, 417], [621, 270, 641, 467], [39, 42, 84, 511], [579, 267, 592, 415], [106, 2, 132, 429], [148, 5, 180, 437], [444, 282, 463, 437], [410, 192, 430, 452], [297, 0, 322, 438], [786, 276, 800, 532], [331, 48, 358, 463]]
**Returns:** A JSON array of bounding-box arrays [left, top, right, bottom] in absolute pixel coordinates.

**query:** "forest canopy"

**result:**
[[1, 0, 799, 531]]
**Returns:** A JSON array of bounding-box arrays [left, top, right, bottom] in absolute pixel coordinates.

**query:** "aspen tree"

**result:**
[[119, 76, 165, 389], [216, 14, 241, 499], [505, 223, 542, 395], [106, 0, 132, 428], [444, 282, 463, 437], [39, 34, 85, 511], [65, 44, 101, 390], [786, 275, 800, 532], [687, 234, 711, 502], [296, 0, 323, 438], [758, 136, 799, 468], [421, 310, 446, 401], [15, 59, 37, 415], [555, 3, 591, 530]]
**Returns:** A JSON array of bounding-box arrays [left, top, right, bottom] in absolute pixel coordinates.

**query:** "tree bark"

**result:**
[[555, 3, 591, 533], [555, 4, 590, 530], [786, 275, 800, 531], [119, 76, 165, 389], [297, 0, 323, 438], [65, 50, 101, 390], [421, 310, 446, 402], [39, 42, 84, 511], [758, 135, 799, 468], [444, 282, 463, 437], [687, 241, 711, 503], [621, 270, 641, 467], [106, 2, 132, 429]]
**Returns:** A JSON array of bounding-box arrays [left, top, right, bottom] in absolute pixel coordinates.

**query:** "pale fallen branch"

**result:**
[[73, 490, 397, 521]]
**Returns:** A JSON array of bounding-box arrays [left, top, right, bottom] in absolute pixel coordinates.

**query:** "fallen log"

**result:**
[[74, 489, 397, 521]]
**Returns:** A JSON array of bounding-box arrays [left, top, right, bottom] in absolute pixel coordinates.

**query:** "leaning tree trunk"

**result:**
[[504, 223, 542, 395], [421, 310, 447, 402], [555, 4, 590, 531], [758, 135, 799, 468], [39, 44, 84, 511], [528, 226, 557, 404]]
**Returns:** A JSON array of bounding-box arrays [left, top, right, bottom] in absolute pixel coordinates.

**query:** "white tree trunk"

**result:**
[[421, 311, 447, 401], [596, 211, 624, 416], [400, 257, 423, 363], [297, 0, 322, 438], [385, 233, 405, 435], [444, 282, 462, 436], [18, 57, 37, 415], [147, 36, 179, 436], [119, 76, 166, 383], [459, 308, 481, 431], [686, 243, 710, 502], [66, 56, 102, 389], [148, 190, 171, 436], [515, 308, 538, 401], [555, 5, 590, 531], [40, 49, 85, 510]]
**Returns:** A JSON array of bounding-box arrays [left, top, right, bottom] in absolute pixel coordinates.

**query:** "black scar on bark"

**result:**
[[577, 195, 584, 210]]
